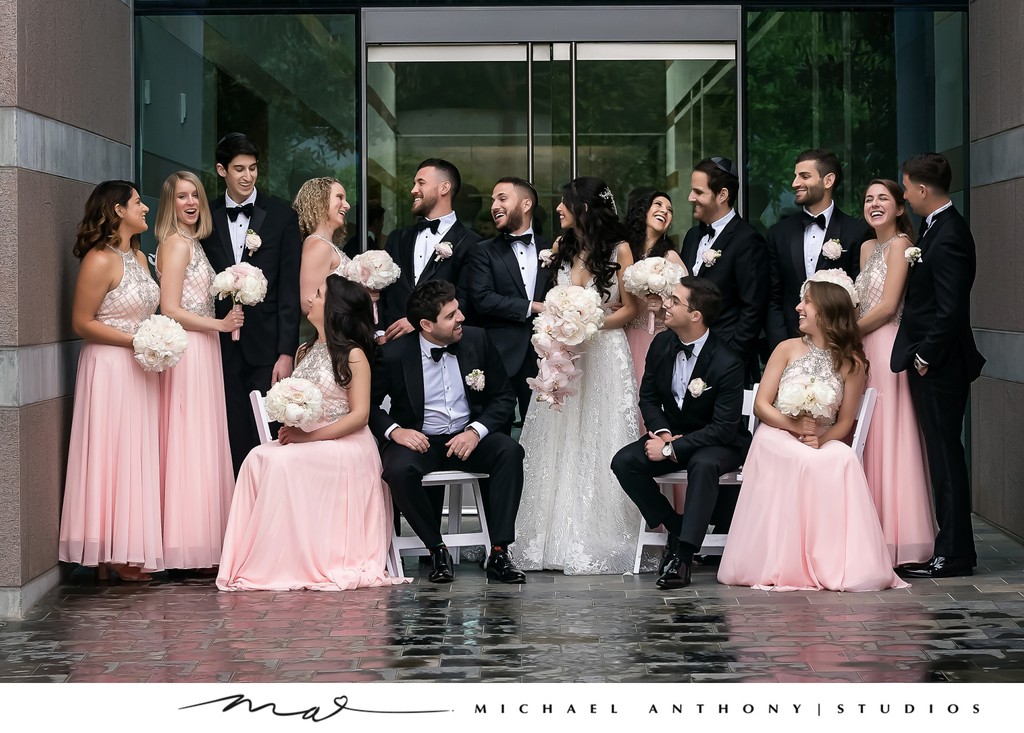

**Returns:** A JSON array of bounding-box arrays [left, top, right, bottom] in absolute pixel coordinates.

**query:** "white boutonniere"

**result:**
[[701, 249, 722, 267], [433, 241, 453, 262], [465, 369, 485, 391], [904, 246, 923, 267], [687, 378, 711, 398], [821, 239, 844, 260], [538, 249, 554, 267], [244, 229, 262, 254]]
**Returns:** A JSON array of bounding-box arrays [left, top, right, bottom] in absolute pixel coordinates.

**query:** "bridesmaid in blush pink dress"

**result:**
[[717, 275, 907, 592], [855, 179, 935, 566], [59, 181, 163, 581], [155, 172, 243, 571], [295, 177, 352, 342], [217, 275, 408, 591], [623, 191, 688, 391]]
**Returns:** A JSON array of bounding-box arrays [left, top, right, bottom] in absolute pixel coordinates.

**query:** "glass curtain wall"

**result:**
[[744, 8, 966, 232], [135, 12, 358, 257]]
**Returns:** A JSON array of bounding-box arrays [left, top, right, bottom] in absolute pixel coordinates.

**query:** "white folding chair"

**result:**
[[249, 389, 273, 445], [386, 470, 491, 579], [632, 384, 759, 573], [851, 387, 878, 465]]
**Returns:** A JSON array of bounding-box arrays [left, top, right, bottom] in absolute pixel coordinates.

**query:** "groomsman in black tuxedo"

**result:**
[[378, 159, 481, 340], [201, 132, 301, 474], [766, 148, 870, 350], [465, 177, 553, 430], [612, 276, 751, 589], [370, 280, 526, 584], [680, 157, 767, 384], [892, 153, 985, 579]]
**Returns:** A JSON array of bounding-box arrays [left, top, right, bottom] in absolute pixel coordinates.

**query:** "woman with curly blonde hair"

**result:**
[[60, 181, 163, 581], [294, 177, 351, 315], [718, 274, 906, 593]]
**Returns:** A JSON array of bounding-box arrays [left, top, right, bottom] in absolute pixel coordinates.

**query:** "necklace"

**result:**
[[176, 227, 198, 242]]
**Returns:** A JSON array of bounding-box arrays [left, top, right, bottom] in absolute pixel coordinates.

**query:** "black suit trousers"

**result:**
[[221, 341, 276, 475], [907, 357, 976, 563], [381, 432, 524, 548], [612, 438, 744, 550]]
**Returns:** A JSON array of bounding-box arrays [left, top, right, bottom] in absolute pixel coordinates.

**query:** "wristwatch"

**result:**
[[661, 441, 673, 458]]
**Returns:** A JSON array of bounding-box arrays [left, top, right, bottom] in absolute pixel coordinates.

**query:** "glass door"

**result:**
[[362, 6, 741, 244]]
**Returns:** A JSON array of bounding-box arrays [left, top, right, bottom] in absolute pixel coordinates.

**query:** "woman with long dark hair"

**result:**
[[855, 179, 934, 566], [514, 176, 643, 574], [59, 181, 163, 581], [217, 275, 407, 590], [718, 274, 907, 591]]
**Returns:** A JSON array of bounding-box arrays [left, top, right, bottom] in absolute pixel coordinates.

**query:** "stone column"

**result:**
[[968, 0, 1024, 542], [0, 0, 134, 617]]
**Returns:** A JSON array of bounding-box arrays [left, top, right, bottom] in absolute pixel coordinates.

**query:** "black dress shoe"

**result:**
[[485, 549, 526, 584], [656, 554, 692, 589], [428, 547, 454, 583], [658, 534, 681, 576], [896, 555, 974, 579]]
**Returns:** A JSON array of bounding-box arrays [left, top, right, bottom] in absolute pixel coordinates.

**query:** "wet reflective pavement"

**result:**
[[1, 517, 1022, 683]]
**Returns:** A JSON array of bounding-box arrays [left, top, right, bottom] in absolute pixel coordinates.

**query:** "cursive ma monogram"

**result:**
[[181, 693, 451, 722]]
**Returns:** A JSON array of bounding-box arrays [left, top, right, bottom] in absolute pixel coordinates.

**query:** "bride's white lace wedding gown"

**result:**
[[513, 256, 642, 574]]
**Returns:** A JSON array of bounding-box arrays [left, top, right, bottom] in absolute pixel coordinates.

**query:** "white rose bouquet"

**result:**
[[132, 314, 189, 373], [210, 262, 268, 340], [776, 374, 838, 421], [264, 377, 324, 429], [623, 256, 687, 334], [343, 250, 402, 291], [526, 285, 604, 409]]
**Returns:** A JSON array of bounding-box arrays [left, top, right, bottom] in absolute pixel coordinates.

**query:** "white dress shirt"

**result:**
[[670, 329, 711, 409], [384, 334, 489, 440], [922, 200, 953, 234], [226, 189, 258, 264], [413, 211, 458, 280], [802, 200, 835, 279], [692, 209, 736, 274], [508, 228, 538, 313]]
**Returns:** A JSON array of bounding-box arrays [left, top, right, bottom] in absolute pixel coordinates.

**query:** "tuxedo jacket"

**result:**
[[680, 214, 768, 364], [766, 206, 869, 349], [890, 205, 985, 380], [463, 233, 553, 377], [369, 326, 516, 442], [201, 191, 302, 366], [377, 220, 482, 329], [639, 329, 752, 458]]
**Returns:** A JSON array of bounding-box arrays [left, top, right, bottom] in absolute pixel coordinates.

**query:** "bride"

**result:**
[[513, 176, 643, 574]]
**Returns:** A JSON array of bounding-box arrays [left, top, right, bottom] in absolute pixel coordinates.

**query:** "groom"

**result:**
[[611, 276, 751, 589], [370, 280, 527, 584], [893, 153, 985, 579]]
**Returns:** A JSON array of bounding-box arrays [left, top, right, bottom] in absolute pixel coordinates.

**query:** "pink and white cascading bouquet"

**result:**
[[525, 284, 605, 410], [775, 374, 838, 420], [342, 250, 402, 323], [264, 377, 324, 428], [210, 262, 268, 341], [132, 314, 189, 372], [622, 256, 688, 334]]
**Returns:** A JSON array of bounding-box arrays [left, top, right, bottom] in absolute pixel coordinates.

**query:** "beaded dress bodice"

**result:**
[[293, 342, 350, 423], [177, 240, 217, 318], [97, 248, 160, 334], [774, 338, 844, 429], [855, 237, 903, 323]]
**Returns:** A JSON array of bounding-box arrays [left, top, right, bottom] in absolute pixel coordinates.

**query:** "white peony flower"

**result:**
[[344, 250, 401, 290], [623, 257, 686, 298], [264, 377, 324, 428], [210, 262, 268, 306], [821, 239, 844, 260], [132, 314, 189, 373]]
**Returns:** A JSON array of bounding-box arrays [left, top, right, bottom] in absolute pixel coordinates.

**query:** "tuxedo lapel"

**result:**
[[788, 217, 806, 279], [680, 335, 716, 416], [714, 216, 740, 252], [681, 228, 700, 272], [815, 210, 843, 271], [399, 228, 417, 287], [417, 221, 470, 285], [400, 337, 426, 425], [497, 240, 529, 298], [212, 202, 234, 265], [242, 195, 268, 263]]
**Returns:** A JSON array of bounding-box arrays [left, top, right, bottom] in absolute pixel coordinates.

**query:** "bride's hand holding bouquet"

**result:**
[[210, 262, 268, 340]]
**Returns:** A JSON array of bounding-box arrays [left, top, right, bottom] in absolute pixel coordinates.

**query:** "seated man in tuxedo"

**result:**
[[370, 280, 526, 584], [465, 177, 552, 430], [611, 276, 752, 589]]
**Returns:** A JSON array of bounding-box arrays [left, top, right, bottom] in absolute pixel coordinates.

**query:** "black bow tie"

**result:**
[[671, 340, 694, 360], [698, 222, 715, 240], [429, 344, 458, 362], [227, 203, 254, 222], [801, 212, 826, 230], [505, 233, 533, 246], [415, 218, 441, 234]]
